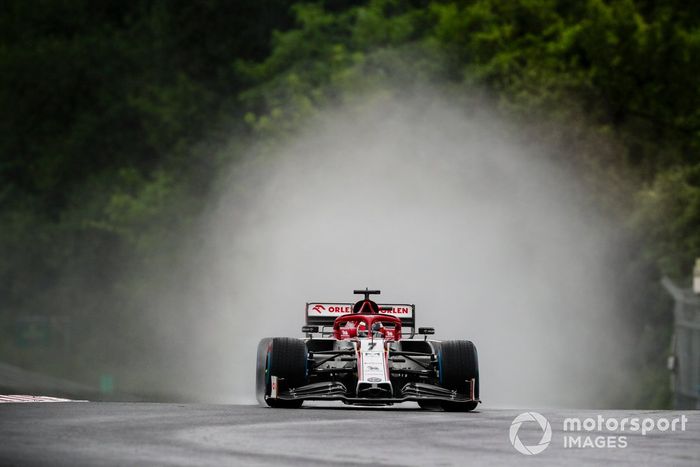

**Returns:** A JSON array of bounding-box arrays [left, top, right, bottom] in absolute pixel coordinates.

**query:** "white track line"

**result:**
[[0, 395, 85, 403]]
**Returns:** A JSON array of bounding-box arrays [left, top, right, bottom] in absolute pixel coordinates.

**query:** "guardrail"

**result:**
[[662, 277, 700, 409]]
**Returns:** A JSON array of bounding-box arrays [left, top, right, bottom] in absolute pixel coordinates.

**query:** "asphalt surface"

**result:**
[[0, 402, 697, 466]]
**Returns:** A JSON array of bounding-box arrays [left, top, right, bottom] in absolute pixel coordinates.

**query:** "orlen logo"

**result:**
[[312, 304, 326, 314], [379, 307, 411, 315]]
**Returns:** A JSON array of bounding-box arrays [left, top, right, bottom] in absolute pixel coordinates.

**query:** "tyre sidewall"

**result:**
[[256, 337, 273, 407]]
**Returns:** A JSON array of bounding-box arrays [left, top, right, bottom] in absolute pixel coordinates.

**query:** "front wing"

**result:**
[[268, 378, 479, 405]]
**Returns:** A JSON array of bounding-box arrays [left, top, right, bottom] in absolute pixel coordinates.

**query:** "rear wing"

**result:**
[[305, 302, 416, 336]]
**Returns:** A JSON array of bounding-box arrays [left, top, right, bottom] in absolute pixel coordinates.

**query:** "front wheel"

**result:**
[[438, 340, 479, 412], [255, 337, 307, 408]]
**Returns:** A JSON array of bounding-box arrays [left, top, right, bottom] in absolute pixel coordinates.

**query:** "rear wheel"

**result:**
[[256, 337, 308, 408], [438, 340, 479, 412]]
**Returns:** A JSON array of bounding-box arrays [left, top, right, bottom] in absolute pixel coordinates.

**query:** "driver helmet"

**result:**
[[371, 321, 386, 337], [356, 320, 368, 337]]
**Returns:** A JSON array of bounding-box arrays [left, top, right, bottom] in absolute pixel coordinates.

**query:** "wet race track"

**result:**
[[0, 403, 697, 466]]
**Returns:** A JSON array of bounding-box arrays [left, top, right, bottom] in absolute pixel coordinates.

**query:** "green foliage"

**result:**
[[0, 0, 296, 386], [634, 164, 700, 279]]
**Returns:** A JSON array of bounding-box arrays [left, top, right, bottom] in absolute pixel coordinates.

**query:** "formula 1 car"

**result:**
[[256, 289, 480, 411]]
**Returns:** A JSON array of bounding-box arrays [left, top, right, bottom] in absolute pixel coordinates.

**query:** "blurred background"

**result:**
[[1, 0, 699, 408]]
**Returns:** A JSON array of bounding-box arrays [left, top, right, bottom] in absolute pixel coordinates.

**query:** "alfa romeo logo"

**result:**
[[509, 412, 552, 455]]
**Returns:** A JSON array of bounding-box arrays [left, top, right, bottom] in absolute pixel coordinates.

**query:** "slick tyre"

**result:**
[[438, 340, 479, 412], [256, 337, 307, 408], [255, 338, 272, 406]]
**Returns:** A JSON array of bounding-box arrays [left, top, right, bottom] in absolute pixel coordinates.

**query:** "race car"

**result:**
[[256, 289, 480, 411]]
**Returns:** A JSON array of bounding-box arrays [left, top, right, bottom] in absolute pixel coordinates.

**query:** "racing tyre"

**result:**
[[438, 340, 479, 412], [255, 338, 272, 406], [256, 337, 308, 408]]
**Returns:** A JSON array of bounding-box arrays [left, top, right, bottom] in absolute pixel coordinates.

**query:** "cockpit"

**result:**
[[332, 314, 402, 340]]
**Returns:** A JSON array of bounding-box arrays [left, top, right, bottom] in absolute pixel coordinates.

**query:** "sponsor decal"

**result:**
[[359, 341, 388, 383], [308, 303, 414, 317], [379, 306, 412, 315], [270, 376, 278, 399], [307, 304, 354, 316]]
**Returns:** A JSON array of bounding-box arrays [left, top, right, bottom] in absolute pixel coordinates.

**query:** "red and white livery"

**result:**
[[256, 289, 480, 411]]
